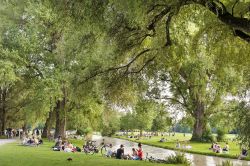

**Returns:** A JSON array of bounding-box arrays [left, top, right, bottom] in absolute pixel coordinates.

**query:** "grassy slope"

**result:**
[[0, 140, 180, 166], [115, 133, 250, 161]]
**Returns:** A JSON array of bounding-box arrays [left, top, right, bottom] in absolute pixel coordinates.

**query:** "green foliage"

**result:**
[[0, 0, 249, 143], [151, 104, 172, 132], [236, 102, 250, 148], [100, 108, 120, 137], [133, 99, 158, 132], [202, 126, 216, 143], [76, 127, 93, 136], [217, 128, 226, 142], [165, 152, 191, 166], [120, 112, 136, 131]]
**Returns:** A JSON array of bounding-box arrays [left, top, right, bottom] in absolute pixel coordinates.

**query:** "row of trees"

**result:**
[[0, 0, 249, 143]]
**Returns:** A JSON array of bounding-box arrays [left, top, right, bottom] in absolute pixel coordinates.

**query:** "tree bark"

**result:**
[[42, 109, 55, 138], [54, 97, 66, 139], [22, 123, 28, 135], [139, 130, 143, 137], [1, 108, 6, 136], [191, 102, 206, 141], [0, 88, 7, 136], [190, 0, 250, 35]]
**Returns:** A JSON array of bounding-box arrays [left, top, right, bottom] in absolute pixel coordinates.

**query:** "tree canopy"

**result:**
[[0, 0, 249, 143]]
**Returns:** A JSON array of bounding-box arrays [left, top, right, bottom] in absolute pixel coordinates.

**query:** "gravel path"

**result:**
[[0, 139, 16, 146]]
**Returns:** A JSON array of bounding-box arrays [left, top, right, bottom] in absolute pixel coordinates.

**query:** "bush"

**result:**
[[217, 129, 226, 142], [202, 128, 216, 142], [101, 124, 117, 137], [216, 160, 233, 166], [165, 152, 191, 166], [76, 127, 93, 136]]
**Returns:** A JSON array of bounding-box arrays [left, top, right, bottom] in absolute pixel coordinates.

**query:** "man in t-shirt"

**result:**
[[116, 144, 124, 159]]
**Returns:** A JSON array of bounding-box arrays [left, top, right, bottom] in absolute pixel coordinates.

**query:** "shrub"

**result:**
[[217, 129, 226, 142], [76, 127, 93, 136], [165, 152, 191, 166], [202, 127, 216, 142]]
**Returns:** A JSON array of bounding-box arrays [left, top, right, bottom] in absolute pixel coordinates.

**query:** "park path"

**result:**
[[0, 139, 16, 146]]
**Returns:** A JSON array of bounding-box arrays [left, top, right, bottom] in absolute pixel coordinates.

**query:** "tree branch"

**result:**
[[147, 7, 171, 33], [79, 49, 151, 84], [232, 0, 239, 16]]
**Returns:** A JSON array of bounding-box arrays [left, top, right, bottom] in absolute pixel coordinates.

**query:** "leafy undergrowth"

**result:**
[[0, 141, 182, 166], [165, 153, 191, 166]]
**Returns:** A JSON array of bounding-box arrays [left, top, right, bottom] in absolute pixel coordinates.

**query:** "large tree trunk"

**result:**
[[0, 88, 7, 136], [54, 97, 66, 139], [42, 109, 55, 138], [1, 108, 6, 136], [139, 130, 143, 137], [191, 102, 206, 141]]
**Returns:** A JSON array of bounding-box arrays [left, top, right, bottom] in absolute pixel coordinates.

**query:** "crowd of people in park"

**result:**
[[3, 128, 248, 161], [20, 129, 43, 146], [2, 128, 24, 139], [51, 136, 144, 161], [22, 135, 43, 146], [2, 128, 42, 140]]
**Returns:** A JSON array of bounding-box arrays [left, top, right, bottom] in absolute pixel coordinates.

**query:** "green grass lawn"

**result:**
[[115, 133, 250, 161], [0, 140, 181, 166]]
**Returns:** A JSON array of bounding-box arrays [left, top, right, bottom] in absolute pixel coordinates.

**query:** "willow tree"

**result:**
[[94, 0, 250, 141]]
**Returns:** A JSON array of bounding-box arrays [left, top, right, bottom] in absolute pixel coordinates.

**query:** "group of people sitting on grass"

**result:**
[[209, 142, 249, 160], [117, 143, 143, 160], [22, 135, 43, 146], [105, 143, 143, 160], [209, 142, 229, 153], [52, 136, 81, 152]]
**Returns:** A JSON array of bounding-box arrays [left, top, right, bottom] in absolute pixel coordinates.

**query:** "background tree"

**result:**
[[100, 107, 121, 137], [151, 104, 172, 134], [236, 102, 250, 148], [133, 99, 158, 137]]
